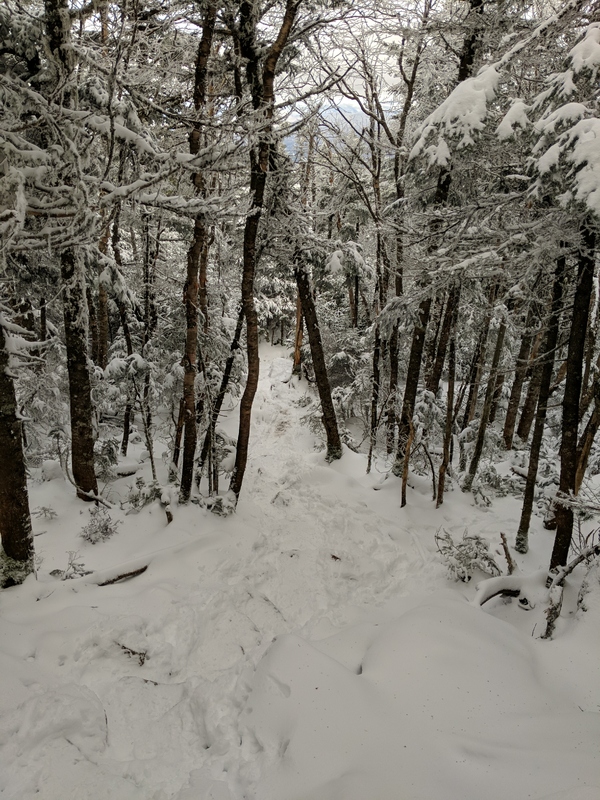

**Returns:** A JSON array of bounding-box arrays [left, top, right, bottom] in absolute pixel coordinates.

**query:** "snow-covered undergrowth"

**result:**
[[1, 346, 599, 800]]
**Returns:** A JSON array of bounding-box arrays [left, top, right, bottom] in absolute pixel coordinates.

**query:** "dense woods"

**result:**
[[1, 0, 600, 587]]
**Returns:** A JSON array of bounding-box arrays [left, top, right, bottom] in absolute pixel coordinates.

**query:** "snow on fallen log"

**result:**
[[473, 570, 548, 608]]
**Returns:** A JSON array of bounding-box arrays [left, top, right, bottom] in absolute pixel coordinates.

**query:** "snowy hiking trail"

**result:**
[[1, 346, 599, 800]]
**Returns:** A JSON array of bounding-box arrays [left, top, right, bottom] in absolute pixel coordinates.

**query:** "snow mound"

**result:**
[[239, 593, 600, 800]]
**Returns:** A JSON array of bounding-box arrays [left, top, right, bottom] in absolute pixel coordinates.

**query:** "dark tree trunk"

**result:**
[[180, 220, 203, 502], [86, 286, 99, 365], [488, 371, 505, 424], [437, 333, 456, 507], [367, 324, 381, 473], [40, 300, 47, 342], [61, 249, 98, 500], [229, 157, 263, 499], [295, 265, 342, 462], [293, 293, 303, 376], [427, 284, 460, 396], [423, 293, 445, 389], [0, 325, 33, 582], [179, 5, 216, 503], [392, 295, 433, 475], [516, 356, 543, 443], [229, 0, 299, 502], [516, 255, 566, 553], [551, 225, 596, 570], [198, 306, 245, 478], [461, 287, 497, 430], [575, 379, 600, 495], [386, 323, 399, 454], [463, 318, 507, 492], [503, 306, 537, 449], [172, 398, 186, 471]]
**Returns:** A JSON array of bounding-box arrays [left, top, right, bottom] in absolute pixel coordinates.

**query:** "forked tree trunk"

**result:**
[[437, 324, 457, 507], [503, 305, 537, 449], [515, 254, 566, 553], [179, 5, 216, 503], [516, 362, 542, 442], [392, 294, 433, 476], [463, 318, 506, 492], [0, 324, 33, 583], [551, 225, 596, 570], [295, 265, 342, 462], [229, 0, 299, 502], [423, 293, 445, 388], [61, 249, 98, 500], [427, 284, 460, 396], [198, 306, 244, 478]]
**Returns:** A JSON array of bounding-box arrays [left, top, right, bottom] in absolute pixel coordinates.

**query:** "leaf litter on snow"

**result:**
[[0, 345, 599, 800]]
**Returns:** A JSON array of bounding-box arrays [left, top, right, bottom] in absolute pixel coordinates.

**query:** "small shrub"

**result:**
[[50, 551, 92, 580], [80, 506, 121, 545], [32, 506, 58, 520], [435, 528, 501, 582], [94, 437, 120, 481], [126, 477, 161, 512]]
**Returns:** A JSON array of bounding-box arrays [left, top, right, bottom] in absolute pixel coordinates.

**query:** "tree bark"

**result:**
[[0, 324, 33, 581], [295, 264, 342, 462], [503, 305, 537, 449], [427, 284, 460, 396], [515, 254, 566, 553], [392, 294, 433, 475], [551, 225, 596, 570], [61, 248, 98, 500], [292, 292, 303, 375], [575, 378, 600, 495], [179, 4, 217, 503], [516, 358, 543, 443], [198, 306, 244, 478], [229, 0, 300, 501], [463, 318, 507, 492], [437, 324, 456, 507]]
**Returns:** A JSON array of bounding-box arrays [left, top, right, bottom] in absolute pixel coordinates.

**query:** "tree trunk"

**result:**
[[0, 324, 33, 583], [461, 288, 497, 430], [292, 292, 303, 375], [575, 379, 600, 495], [61, 248, 98, 500], [516, 368, 542, 443], [229, 0, 299, 502], [551, 225, 596, 570], [463, 318, 507, 492], [503, 306, 537, 449], [423, 293, 445, 389], [295, 264, 342, 462], [437, 326, 456, 507], [427, 284, 460, 396], [392, 295, 432, 474], [179, 5, 216, 503], [198, 306, 244, 478], [515, 254, 566, 553], [87, 286, 99, 366]]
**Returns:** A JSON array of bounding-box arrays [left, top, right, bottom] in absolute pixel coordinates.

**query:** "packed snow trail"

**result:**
[[0, 346, 598, 799]]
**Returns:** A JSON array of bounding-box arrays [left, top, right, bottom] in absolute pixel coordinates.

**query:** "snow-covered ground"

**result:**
[[1, 345, 599, 800]]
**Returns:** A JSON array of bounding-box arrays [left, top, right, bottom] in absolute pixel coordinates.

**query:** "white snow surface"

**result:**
[[1, 345, 599, 799]]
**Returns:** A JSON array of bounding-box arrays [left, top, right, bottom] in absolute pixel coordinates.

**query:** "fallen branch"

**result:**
[[500, 533, 516, 575], [97, 565, 148, 586]]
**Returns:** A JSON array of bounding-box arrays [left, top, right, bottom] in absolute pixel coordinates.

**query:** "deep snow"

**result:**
[[0, 346, 599, 799]]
